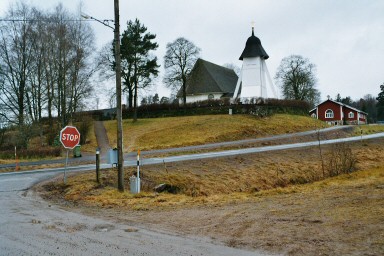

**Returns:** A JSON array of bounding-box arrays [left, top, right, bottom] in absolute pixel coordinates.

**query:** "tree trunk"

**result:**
[[133, 82, 138, 122], [128, 87, 133, 108]]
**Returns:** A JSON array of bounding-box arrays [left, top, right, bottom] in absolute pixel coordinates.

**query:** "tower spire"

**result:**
[[232, 25, 278, 101]]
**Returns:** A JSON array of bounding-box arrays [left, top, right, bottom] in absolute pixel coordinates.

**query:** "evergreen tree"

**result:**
[[377, 83, 384, 121], [120, 19, 159, 120]]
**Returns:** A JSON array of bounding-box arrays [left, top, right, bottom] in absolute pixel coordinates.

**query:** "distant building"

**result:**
[[177, 58, 238, 104], [309, 99, 368, 125]]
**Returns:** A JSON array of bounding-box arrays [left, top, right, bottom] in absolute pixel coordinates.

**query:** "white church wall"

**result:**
[[178, 93, 223, 104], [240, 57, 267, 99]]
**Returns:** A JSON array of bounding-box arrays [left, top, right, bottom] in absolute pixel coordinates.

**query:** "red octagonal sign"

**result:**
[[60, 126, 81, 149]]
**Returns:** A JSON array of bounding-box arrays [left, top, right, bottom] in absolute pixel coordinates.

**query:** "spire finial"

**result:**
[[251, 20, 255, 36]]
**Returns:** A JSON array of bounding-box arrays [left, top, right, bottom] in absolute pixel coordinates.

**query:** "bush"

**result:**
[[46, 124, 61, 146], [0, 147, 61, 159], [119, 98, 310, 119], [75, 115, 93, 145], [326, 143, 357, 177]]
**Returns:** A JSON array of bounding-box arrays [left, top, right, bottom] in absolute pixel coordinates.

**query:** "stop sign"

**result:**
[[60, 126, 81, 149]]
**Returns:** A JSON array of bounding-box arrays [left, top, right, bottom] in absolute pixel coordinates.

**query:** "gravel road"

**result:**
[[0, 171, 267, 255]]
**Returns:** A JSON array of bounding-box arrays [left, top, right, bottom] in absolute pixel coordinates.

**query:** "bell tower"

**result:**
[[233, 25, 277, 101]]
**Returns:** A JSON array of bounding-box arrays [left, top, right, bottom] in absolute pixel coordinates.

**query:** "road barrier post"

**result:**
[[96, 147, 100, 183], [15, 146, 19, 171], [137, 149, 141, 193], [64, 150, 68, 184]]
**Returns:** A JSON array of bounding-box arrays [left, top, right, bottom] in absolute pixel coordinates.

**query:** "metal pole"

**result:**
[[360, 128, 363, 144], [114, 0, 124, 192], [64, 150, 69, 184], [96, 148, 100, 183]]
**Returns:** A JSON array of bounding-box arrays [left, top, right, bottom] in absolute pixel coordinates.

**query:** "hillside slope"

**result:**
[[103, 114, 325, 151]]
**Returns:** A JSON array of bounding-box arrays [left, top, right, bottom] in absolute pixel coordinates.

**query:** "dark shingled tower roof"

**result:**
[[239, 27, 269, 60]]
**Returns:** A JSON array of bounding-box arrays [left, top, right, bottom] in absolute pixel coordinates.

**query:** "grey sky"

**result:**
[[1, 0, 383, 103]]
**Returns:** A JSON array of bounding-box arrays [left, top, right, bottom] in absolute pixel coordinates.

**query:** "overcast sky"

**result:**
[[1, 0, 383, 104]]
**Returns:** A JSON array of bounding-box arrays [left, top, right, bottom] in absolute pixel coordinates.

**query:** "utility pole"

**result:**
[[81, 1, 124, 191], [114, 0, 124, 192]]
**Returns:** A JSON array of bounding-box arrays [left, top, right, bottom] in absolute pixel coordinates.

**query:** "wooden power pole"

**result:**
[[114, 0, 124, 192]]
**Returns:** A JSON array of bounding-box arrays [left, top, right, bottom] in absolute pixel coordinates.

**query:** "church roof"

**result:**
[[239, 28, 269, 60], [177, 58, 238, 97]]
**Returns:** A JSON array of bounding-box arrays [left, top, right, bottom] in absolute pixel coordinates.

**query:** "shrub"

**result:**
[[326, 143, 357, 177], [75, 114, 93, 145], [0, 147, 61, 159]]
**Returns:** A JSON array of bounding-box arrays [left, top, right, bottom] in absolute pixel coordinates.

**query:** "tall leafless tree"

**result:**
[[275, 55, 320, 107], [0, 2, 36, 125], [163, 37, 200, 105], [0, 3, 96, 129]]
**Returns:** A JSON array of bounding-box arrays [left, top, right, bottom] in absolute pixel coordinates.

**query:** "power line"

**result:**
[[0, 19, 92, 22]]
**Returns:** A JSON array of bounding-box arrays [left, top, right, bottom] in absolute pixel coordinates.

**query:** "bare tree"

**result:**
[[48, 4, 96, 126], [275, 55, 320, 107], [0, 3, 96, 128], [163, 37, 200, 105], [0, 2, 37, 125]]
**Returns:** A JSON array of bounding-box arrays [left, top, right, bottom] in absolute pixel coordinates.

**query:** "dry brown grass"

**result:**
[[40, 138, 384, 210], [354, 123, 384, 135], [79, 122, 98, 152], [104, 114, 325, 151], [36, 138, 384, 255]]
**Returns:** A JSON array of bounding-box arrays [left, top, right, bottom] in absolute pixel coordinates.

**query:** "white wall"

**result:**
[[178, 93, 223, 104], [240, 57, 267, 98]]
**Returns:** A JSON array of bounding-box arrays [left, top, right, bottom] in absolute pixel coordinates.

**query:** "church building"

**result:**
[[176, 58, 238, 104]]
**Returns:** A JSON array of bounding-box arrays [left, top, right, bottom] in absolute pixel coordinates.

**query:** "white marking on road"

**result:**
[[0, 177, 33, 182]]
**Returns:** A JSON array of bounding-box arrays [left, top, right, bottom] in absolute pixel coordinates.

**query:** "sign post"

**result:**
[[60, 126, 81, 184], [136, 149, 141, 193]]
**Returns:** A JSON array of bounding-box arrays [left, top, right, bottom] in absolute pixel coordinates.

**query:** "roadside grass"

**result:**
[[40, 138, 384, 210], [79, 123, 98, 152], [104, 114, 325, 151], [354, 123, 384, 135]]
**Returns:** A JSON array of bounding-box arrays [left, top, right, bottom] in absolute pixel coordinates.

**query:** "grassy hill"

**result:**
[[103, 114, 326, 151]]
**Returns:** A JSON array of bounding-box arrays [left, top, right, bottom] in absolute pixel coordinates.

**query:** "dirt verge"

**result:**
[[34, 138, 384, 255]]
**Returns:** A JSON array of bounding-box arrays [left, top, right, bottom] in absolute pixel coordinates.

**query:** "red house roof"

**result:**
[[310, 99, 367, 115]]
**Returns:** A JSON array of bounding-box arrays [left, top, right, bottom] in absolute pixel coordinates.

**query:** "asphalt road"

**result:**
[[0, 171, 262, 255], [1, 131, 383, 255]]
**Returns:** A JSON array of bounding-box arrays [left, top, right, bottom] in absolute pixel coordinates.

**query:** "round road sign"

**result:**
[[60, 126, 81, 149]]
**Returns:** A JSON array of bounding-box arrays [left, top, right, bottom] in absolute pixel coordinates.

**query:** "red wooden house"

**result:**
[[309, 99, 367, 125]]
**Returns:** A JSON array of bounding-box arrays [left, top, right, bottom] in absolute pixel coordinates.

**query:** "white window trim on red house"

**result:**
[[325, 109, 334, 118]]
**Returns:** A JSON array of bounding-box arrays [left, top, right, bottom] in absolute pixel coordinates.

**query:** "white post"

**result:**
[[15, 146, 19, 171], [64, 150, 69, 184], [137, 149, 141, 193]]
